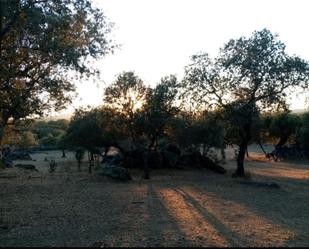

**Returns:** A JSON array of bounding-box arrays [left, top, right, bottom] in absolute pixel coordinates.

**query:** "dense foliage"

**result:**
[[181, 29, 309, 175], [0, 0, 115, 145], [1, 119, 69, 149]]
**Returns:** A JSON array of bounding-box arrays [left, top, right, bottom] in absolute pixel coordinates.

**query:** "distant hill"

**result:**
[[291, 109, 307, 114], [42, 112, 72, 121], [39, 108, 307, 121]]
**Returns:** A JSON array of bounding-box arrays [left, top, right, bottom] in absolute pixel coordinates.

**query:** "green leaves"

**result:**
[[103, 71, 147, 114], [65, 106, 126, 151], [181, 29, 309, 172], [142, 75, 180, 144], [0, 0, 115, 129], [183, 29, 309, 113]]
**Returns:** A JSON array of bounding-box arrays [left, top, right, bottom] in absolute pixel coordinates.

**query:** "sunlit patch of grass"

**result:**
[[247, 153, 269, 162], [157, 187, 230, 246], [182, 187, 295, 247], [253, 165, 309, 180]]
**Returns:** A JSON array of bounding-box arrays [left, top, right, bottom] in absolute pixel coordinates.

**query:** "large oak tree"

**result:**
[[103, 71, 147, 149], [183, 29, 309, 176], [0, 0, 115, 145], [142, 75, 179, 150]]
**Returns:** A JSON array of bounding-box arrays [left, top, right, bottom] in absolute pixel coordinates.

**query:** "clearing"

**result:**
[[0, 149, 308, 247]]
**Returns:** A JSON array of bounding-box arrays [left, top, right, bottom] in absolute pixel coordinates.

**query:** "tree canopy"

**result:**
[[142, 75, 179, 150], [103, 71, 148, 149], [182, 29, 309, 176], [0, 0, 115, 144]]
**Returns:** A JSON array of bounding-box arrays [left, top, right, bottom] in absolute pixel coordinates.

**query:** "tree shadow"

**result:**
[[173, 188, 242, 247], [145, 183, 194, 247], [188, 179, 309, 247]]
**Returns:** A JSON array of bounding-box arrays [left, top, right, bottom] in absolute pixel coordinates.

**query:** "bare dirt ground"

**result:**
[[0, 149, 308, 247]]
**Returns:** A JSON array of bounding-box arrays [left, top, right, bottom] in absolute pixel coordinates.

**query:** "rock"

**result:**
[[163, 144, 181, 156], [161, 150, 180, 168], [102, 154, 123, 166], [15, 164, 38, 172], [178, 152, 202, 168], [159, 144, 182, 168], [200, 156, 226, 174], [96, 166, 132, 181], [148, 151, 163, 169], [10, 151, 32, 160], [123, 150, 144, 168], [177, 151, 226, 173]]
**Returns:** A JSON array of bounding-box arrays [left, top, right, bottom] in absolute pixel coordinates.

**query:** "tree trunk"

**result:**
[[101, 146, 109, 162], [130, 128, 137, 150], [89, 161, 93, 174], [154, 136, 158, 152], [236, 142, 247, 177], [276, 134, 289, 148], [246, 146, 249, 158], [270, 134, 289, 160], [62, 149, 66, 158], [258, 142, 267, 156], [87, 151, 90, 162], [78, 161, 81, 172], [88, 152, 94, 173], [220, 147, 226, 162], [235, 123, 251, 177], [202, 144, 207, 156], [149, 135, 157, 151], [143, 152, 150, 179]]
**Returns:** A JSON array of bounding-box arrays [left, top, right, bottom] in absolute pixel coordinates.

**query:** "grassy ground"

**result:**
[[0, 149, 308, 247]]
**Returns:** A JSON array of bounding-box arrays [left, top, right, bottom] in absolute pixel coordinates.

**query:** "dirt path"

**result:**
[[0, 152, 308, 247]]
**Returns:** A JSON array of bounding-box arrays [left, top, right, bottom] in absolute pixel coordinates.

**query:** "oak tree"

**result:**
[[183, 29, 309, 176], [0, 0, 115, 145]]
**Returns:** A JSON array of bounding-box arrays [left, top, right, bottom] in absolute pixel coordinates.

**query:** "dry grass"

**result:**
[[0, 150, 308, 247]]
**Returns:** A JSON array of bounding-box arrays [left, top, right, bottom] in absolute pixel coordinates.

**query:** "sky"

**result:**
[[57, 0, 309, 116]]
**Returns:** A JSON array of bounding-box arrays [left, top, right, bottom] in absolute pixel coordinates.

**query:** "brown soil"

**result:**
[[0, 150, 308, 247]]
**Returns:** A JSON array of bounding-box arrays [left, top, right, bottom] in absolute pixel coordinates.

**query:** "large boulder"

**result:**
[[161, 150, 180, 168], [147, 151, 163, 169], [10, 151, 32, 160], [178, 151, 226, 174], [102, 154, 123, 166], [96, 166, 132, 181], [200, 156, 226, 174], [15, 164, 38, 172], [123, 150, 144, 168], [162, 144, 181, 156], [158, 143, 182, 168], [178, 151, 202, 168]]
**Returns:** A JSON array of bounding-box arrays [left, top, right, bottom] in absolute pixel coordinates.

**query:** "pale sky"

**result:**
[[58, 0, 309, 116]]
